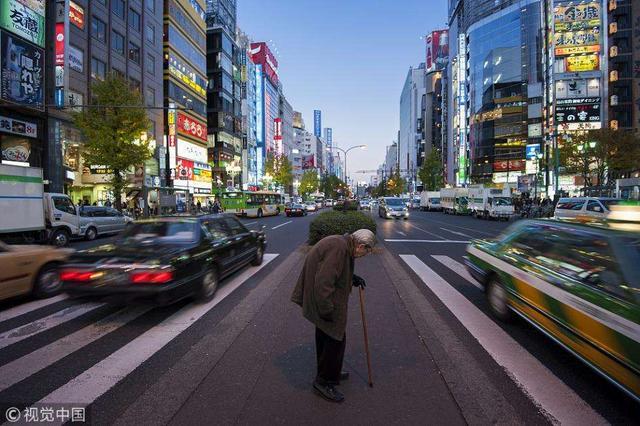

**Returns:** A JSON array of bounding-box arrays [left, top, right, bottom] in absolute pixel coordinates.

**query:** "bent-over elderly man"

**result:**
[[291, 229, 377, 403]]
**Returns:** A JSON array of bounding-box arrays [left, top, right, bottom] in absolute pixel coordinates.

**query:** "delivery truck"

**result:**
[[468, 186, 513, 220], [1, 164, 84, 246], [440, 187, 469, 215], [420, 191, 441, 211]]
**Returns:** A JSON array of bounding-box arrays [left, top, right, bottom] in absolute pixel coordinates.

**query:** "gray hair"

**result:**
[[351, 229, 377, 248]]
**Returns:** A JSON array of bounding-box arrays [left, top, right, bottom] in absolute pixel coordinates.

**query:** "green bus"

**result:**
[[220, 191, 284, 218]]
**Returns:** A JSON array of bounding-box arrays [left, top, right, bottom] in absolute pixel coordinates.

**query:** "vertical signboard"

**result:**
[[457, 33, 467, 184], [0, 30, 44, 107], [426, 29, 449, 73], [313, 110, 321, 138]]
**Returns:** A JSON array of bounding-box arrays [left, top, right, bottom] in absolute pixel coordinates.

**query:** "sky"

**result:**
[[237, 0, 448, 182]]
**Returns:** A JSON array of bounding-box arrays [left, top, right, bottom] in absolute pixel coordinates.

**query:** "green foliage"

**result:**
[[320, 174, 348, 199], [386, 168, 406, 196], [71, 74, 151, 210], [299, 170, 318, 197], [308, 211, 377, 245], [264, 152, 293, 189], [371, 179, 387, 198], [418, 148, 443, 191], [333, 200, 358, 211]]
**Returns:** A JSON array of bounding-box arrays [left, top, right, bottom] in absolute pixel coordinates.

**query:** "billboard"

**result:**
[[301, 154, 315, 169], [565, 54, 599, 72], [249, 42, 278, 86], [554, 2, 601, 57], [69, 1, 84, 30], [177, 112, 207, 142], [0, 30, 43, 107], [493, 159, 525, 172], [426, 29, 449, 73], [0, 0, 45, 47], [555, 97, 601, 124], [313, 110, 321, 137]]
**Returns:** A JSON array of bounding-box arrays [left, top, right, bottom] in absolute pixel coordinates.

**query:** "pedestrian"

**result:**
[[212, 198, 222, 214], [105, 199, 112, 208], [197, 200, 202, 212], [291, 229, 377, 403]]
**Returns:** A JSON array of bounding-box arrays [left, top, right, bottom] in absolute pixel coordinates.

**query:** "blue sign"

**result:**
[[255, 65, 264, 147], [325, 128, 332, 147], [526, 143, 541, 160], [313, 110, 321, 137]]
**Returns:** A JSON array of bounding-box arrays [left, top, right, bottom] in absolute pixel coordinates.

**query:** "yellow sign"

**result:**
[[555, 19, 600, 31], [554, 28, 600, 48], [565, 54, 600, 72], [554, 3, 601, 24], [555, 45, 600, 56]]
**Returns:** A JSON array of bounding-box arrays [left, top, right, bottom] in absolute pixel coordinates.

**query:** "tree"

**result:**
[[72, 74, 151, 210], [299, 170, 319, 198], [559, 128, 640, 190], [320, 174, 348, 199], [264, 152, 293, 190], [386, 168, 406, 196], [418, 148, 443, 191]]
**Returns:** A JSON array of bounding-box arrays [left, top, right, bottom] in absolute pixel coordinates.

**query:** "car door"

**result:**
[[202, 218, 235, 275], [585, 200, 606, 219], [223, 217, 253, 263], [0, 244, 34, 299], [108, 208, 127, 233], [50, 195, 79, 228]]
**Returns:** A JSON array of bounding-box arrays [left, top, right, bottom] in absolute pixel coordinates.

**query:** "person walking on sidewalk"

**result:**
[[291, 229, 376, 403]]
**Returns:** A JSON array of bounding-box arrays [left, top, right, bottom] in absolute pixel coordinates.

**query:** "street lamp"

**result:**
[[327, 144, 367, 189]]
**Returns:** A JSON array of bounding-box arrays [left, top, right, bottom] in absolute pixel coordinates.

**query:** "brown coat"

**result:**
[[291, 234, 354, 341]]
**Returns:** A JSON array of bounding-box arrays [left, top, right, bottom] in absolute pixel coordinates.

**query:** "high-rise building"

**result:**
[[206, 0, 242, 188], [237, 28, 258, 187], [399, 63, 426, 190], [44, 0, 164, 202], [279, 89, 294, 158]]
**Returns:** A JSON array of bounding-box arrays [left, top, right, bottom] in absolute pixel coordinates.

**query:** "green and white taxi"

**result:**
[[465, 219, 640, 402]]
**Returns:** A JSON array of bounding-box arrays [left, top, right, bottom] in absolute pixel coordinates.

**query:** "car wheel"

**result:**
[[257, 209, 263, 218], [196, 268, 219, 301], [51, 229, 70, 247], [251, 244, 264, 266], [85, 227, 97, 241], [33, 263, 62, 298], [487, 276, 511, 321]]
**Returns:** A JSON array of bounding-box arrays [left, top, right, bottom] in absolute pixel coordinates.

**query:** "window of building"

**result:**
[[91, 17, 106, 43], [128, 42, 140, 64], [91, 57, 106, 80], [145, 23, 155, 44], [111, 31, 125, 55], [146, 54, 155, 75], [112, 0, 125, 18], [112, 68, 125, 79], [146, 87, 156, 107], [130, 78, 141, 93], [128, 8, 141, 32], [145, 0, 155, 12]]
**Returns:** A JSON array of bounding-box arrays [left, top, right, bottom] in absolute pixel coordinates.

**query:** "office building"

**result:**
[[399, 63, 426, 189], [237, 28, 258, 187]]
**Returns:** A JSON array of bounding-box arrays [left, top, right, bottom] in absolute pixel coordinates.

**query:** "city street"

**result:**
[[0, 210, 636, 424]]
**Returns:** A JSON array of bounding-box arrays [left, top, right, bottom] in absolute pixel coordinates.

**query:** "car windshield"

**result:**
[[494, 197, 512, 206], [121, 221, 197, 243], [292, 204, 304, 208], [430, 198, 440, 203], [386, 198, 404, 206], [458, 197, 468, 205]]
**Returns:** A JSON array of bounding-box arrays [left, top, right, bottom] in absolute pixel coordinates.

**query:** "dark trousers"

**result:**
[[315, 328, 346, 385]]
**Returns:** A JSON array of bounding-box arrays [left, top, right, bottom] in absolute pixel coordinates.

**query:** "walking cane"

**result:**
[[358, 286, 374, 387]]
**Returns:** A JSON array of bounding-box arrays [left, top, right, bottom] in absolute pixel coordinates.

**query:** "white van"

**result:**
[[554, 197, 622, 221]]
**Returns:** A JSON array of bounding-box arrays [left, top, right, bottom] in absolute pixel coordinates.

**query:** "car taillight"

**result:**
[[60, 269, 101, 282], [130, 270, 174, 284]]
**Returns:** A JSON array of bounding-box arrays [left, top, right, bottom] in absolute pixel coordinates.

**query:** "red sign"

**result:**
[[176, 158, 194, 179], [250, 42, 279, 86], [274, 118, 282, 141], [69, 1, 85, 30], [55, 23, 65, 66], [493, 159, 525, 172], [302, 155, 315, 169], [177, 113, 207, 142], [426, 29, 449, 72]]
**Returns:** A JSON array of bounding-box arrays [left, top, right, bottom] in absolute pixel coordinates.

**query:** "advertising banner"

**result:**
[[0, 114, 37, 139], [176, 158, 194, 180], [554, 3, 600, 25], [0, 30, 43, 107], [69, 1, 84, 30], [0, 0, 45, 47], [274, 118, 282, 141], [301, 154, 315, 169], [554, 28, 600, 49], [555, 97, 601, 124], [565, 54, 599, 72], [249, 42, 278, 86], [167, 54, 206, 97], [176, 112, 207, 142], [177, 138, 207, 163], [55, 22, 64, 66], [426, 29, 449, 73], [68, 44, 83, 72], [525, 144, 541, 160], [313, 110, 321, 138], [493, 159, 525, 172]]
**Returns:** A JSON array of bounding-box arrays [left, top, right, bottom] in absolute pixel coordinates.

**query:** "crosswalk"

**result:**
[[400, 253, 605, 425], [0, 254, 278, 419]]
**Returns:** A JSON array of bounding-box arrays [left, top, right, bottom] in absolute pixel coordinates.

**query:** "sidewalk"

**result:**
[[171, 249, 465, 425]]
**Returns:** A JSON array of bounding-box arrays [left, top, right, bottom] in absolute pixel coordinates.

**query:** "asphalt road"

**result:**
[[0, 208, 636, 424]]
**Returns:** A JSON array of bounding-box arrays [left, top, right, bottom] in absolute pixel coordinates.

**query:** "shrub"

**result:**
[[308, 211, 376, 245], [333, 200, 358, 211]]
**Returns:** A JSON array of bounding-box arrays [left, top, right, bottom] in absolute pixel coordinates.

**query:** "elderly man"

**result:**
[[291, 229, 377, 403]]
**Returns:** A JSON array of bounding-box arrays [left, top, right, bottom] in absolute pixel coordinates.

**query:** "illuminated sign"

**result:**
[[0, 0, 45, 47], [555, 98, 601, 124], [68, 44, 83, 72], [555, 45, 600, 56], [526, 144, 541, 160], [177, 139, 207, 163], [554, 28, 600, 49], [167, 54, 206, 97], [255, 65, 263, 147], [554, 3, 601, 24], [493, 159, 525, 172], [314, 110, 321, 137], [565, 54, 599, 72], [69, 1, 84, 30], [176, 112, 207, 142]]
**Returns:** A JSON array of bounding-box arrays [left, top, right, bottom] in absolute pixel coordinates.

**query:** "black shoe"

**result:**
[[313, 381, 345, 403], [340, 371, 349, 381]]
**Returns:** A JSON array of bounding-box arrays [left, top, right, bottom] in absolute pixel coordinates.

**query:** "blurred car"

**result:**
[[324, 199, 334, 207], [378, 197, 409, 219], [61, 215, 266, 305], [465, 219, 640, 402], [0, 241, 71, 300], [304, 201, 317, 212], [285, 203, 307, 217], [79, 206, 134, 241], [359, 200, 370, 210], [554, 197, 622, 222]]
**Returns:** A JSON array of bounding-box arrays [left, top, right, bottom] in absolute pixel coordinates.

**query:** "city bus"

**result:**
[[220, 191, 284, 218]]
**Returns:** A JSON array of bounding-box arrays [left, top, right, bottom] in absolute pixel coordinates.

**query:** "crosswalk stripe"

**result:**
[[399, 254, 604, 425], [0, 303, 104, 350], [35, 254, 278, 407], [0, 295, 69, 323], [0, 306, 150, 392], [431, 255, 483, 290]]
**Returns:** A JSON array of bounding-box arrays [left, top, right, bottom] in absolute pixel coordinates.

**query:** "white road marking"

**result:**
[[420, 218, 494, 236], [385, 239, 469, 244], [399, 255, 605, 425], [0, 303, 104, 349], [0, 294, 69, 323], [439, 228, 470, 238], [431, 255, 483, 290], [243, 221, 257, 226], [271, 221, 292, 230], [397, 231, 407, 236], [407, 223, 447, 240], [35, 254, 278, 407], [0, 306, 150, 392]]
